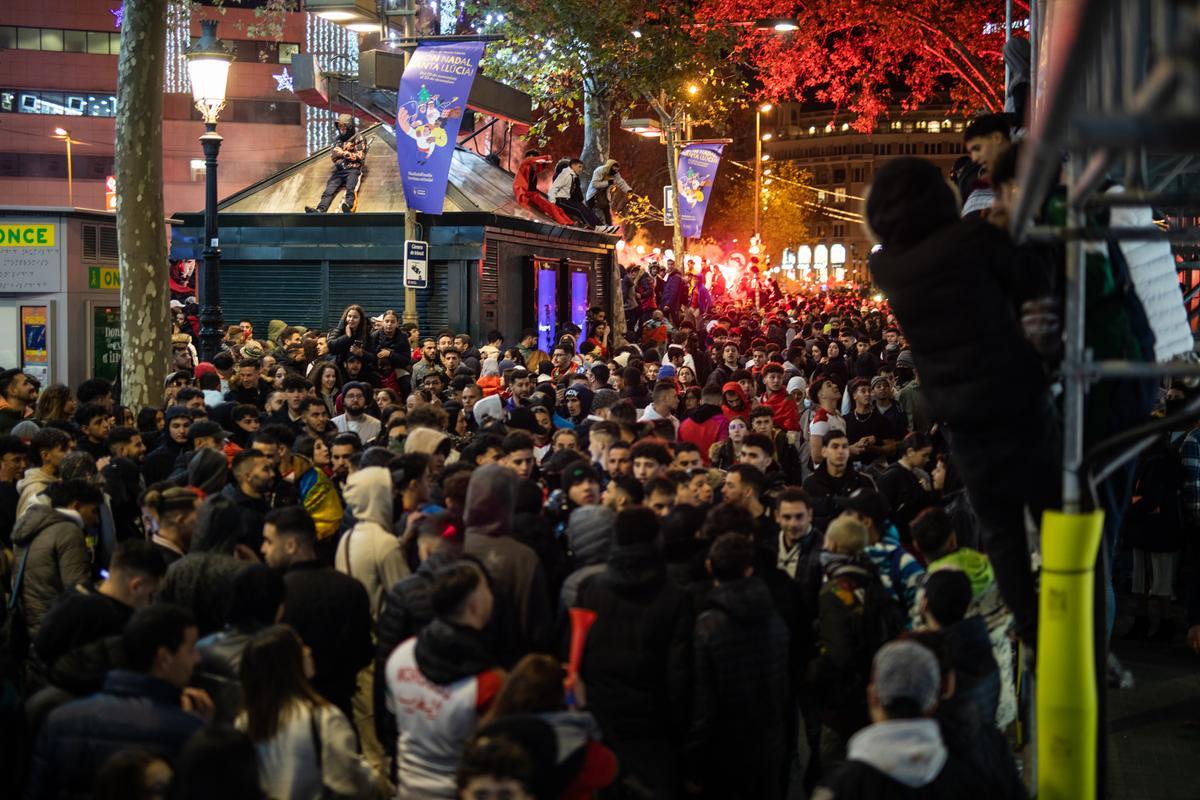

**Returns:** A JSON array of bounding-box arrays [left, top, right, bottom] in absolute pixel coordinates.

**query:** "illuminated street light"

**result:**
[[687, 84, 699, 96], [631, 29, 642, 38], [51, 128, 74, 206], [759, 103, 773, 113], [761, 132, 772, 141]]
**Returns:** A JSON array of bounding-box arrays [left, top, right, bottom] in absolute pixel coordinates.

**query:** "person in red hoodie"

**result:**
[[678, 385, 730, 466], [758, 363, 801, 432], [513, 149, 573, 225], [720, 381, 751, 424]]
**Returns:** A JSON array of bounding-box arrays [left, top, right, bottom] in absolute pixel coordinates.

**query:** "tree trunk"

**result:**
[[579, 76, 612, 176], [115, 0, 169, 412]]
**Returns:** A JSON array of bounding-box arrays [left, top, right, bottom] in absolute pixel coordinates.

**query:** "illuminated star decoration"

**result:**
[[110, 4, 124, 29], [273, 67, 294, 93]]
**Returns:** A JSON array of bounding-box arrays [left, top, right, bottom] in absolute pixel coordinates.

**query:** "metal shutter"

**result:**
[[591, 254, 609, 313], [219, 263, 324, 339], [417, 262, 450, 334], [327, 262, 406, 330], [479, 245, 500, 336]]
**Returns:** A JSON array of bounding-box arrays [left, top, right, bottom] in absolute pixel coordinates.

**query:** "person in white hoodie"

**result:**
[[335, 464, 411, 774], [16, 427, 71, 520], [812, 640, 983, 800]]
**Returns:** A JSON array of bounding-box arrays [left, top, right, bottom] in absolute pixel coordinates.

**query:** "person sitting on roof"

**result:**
[[305, 114, 365, 215]]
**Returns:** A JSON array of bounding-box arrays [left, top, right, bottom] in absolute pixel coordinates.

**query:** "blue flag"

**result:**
[[676, 142, 724, 238], [396, 41, 485, 214]]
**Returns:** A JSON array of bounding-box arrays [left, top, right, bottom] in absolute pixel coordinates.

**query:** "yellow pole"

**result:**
[[401, 0, 419, 326], [1037, 509, 1104, 800]]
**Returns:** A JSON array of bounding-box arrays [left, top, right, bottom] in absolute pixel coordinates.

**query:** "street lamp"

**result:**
[[755, 103, 773, 239], [186, 19, 234, 363], [51, 128, 74, 207]]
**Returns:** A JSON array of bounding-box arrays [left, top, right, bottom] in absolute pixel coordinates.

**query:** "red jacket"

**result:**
[[759, 388, 801, 431], [679, 404, 730, 465]]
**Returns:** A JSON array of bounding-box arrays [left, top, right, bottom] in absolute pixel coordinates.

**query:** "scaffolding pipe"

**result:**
[[1010, 0, 1114, 241]]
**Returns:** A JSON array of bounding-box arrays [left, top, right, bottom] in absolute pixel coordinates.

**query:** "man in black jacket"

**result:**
[[802, 432, 874, 531], [576, 506, 693, 798], [25, 604, 211, 800], [142, 406, 192, 486], [262, 505, 372, 718], [221, 450, 274, 554], [867, 156, 1059, 645], [686, 533, 790, 800]]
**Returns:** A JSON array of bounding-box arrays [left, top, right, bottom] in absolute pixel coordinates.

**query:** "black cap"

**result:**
[[187, 419, 227, 441], [836, 488, 891, 532]]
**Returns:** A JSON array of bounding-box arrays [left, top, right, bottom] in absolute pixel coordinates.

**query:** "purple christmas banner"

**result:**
[[676, 142, 724, 238], [395, 41, 485, 214]]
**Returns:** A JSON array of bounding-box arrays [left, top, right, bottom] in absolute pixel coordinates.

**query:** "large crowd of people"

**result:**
[[0, 111, 1195, 800]]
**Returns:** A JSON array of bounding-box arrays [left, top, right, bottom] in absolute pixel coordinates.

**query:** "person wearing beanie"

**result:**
[[305, 113, 364, 214], [574, 506, 693, 797], [814, 640, 983, 798], [867, 156, 1059, 647]]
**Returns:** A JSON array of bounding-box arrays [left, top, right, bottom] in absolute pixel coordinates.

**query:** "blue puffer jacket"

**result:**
[[25, 670, 203, 800]]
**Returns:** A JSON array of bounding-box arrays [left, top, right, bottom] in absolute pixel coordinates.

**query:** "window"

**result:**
[[40, 29, 63, 51], [916, 120, 928, 130], [903, 123, 913, 133], [280, 43, 300, 64], [4, 26, 118, 54], [1, 88, 118, 117], [87, 31, 110, 54], [851, 167, 865, 183], [817, 190, 827, 204], [835, 187, 847, 205], [928, 120, 941, 134], [64, 29, 86, 52], [832, 168, 846, 183], [833, 224, 846, 238], [190, 37, 302, 64], [890, 121, 902, 130]]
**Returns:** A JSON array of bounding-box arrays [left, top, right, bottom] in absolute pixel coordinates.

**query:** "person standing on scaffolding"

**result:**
[[306, 114, 365, 214]]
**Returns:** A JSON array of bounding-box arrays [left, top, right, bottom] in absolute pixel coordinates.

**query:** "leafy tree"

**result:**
[[467, 0, 746, 172], [696, 0, 1011, 128], [704, 159, 815, 258]]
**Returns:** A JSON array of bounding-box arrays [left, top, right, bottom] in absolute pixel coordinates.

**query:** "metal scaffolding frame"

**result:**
[[1011, 0, 1200, 796]]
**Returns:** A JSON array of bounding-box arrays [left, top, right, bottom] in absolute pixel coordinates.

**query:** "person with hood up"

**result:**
[[759, 363, 801, 432], [574, 507, 694, 798], [813, 640, 982, 799], [187, 447, 228, 497], [720, 380, 750, 424], [405, 426, 452, 479], [477, 357, 504, 397], [685, 533, 790, 800], [678, 385, 730, 467], [463, 464, 552, 653], [867, 156, 1059, 647], [561, 385, 594, 427], [385, 561, 505, 799], [559, 505, 616, 609], [305, 113, 365, 214], [336, 466, 409, 617], [585, 158, 631, 226], [11, 479, 103, 639]]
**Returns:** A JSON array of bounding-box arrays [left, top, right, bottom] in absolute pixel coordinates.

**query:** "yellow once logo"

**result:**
[[0, 224, 56, 247]]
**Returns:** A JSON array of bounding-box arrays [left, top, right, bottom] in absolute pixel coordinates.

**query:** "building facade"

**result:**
[[0, 1, 357, 215], [760, 104, 971, 284]]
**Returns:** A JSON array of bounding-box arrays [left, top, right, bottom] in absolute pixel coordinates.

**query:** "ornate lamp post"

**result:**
[[186, 19, 233, 363]]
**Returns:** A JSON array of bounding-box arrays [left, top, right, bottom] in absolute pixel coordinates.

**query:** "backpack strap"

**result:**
[[8, 544, 34, 612]]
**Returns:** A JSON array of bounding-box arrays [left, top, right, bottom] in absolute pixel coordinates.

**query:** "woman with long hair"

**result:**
[[308, 362, 343, 418], [711, 416, 749, 470], [237, 626, 387, 799], [478, 654, 616, 800], [34, 383, 75, 423], [326, 304, 376, 378]]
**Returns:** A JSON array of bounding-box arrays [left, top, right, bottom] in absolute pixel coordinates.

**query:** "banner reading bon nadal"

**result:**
[[396, 41, 485, 214]]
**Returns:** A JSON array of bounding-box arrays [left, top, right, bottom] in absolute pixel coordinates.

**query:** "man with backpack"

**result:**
[[837, 489, 925, 629], [806, 515, 904, 770]]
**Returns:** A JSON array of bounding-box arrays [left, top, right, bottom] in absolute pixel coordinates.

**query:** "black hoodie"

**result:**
[[686, 577, 790, 798], [414, 618, 496, 685]]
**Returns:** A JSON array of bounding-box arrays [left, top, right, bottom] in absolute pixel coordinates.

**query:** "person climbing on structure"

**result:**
[[306, 114, 365, 214]]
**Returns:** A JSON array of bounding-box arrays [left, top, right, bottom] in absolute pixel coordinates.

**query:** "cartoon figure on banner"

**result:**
[[397, 85, 463, 163], [677, 167, 711, 208]]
